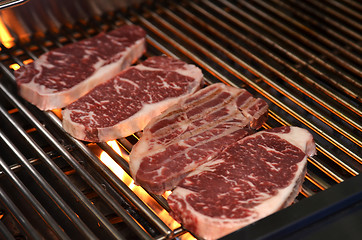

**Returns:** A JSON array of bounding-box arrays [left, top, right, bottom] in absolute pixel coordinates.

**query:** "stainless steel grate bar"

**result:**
[[97, 142, 170, 211], [285, 0, 362, 48], [134, 2, 361, 177], [219, 0, 362, 119], [130, 8, 342, 197], [31, 30, 175, 238], [0, 106, 98, 239], [0, 33, 182, 240], [0, 149, 71, 240], [252, 0, 362, 69], [0, 217, 15, 240], [220, 0, 362, 109], [174, 0, 362, 151], [0, 82, 128, 239], [0, 186, 41, 240], [0, 80, 152, 239], [337, 0, 362, 18], [0, 1, 361, 239], [45, 112, 173, 239], [306, 0, 362, 31]]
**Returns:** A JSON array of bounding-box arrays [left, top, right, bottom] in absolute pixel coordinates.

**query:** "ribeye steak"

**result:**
[[167, 126, 316, 240], [62, 56, 204, 142], [15, 25, 146, 110], [129, 83, 269, 194]]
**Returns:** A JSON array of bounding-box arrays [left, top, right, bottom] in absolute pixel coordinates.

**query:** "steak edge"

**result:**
[[15, 25, 146, 110], [129, 83, 269, 194], [62, 56, 204, 142], [167, 126, 316, 240]]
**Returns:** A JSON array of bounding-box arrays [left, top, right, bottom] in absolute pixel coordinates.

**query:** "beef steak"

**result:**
[[15, 25, 146, 110], [167, 126, 316, 240], [62, 56, 204, 142], [129, 83, 268, 194]]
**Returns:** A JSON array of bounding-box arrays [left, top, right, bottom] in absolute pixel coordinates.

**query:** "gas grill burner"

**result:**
[[0, 0, 361, 239]]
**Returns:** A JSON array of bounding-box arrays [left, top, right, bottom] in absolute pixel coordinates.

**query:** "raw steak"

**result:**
[[15, 25, 146, 110], [168, 126, 316, 240], [129, 83, 269, 194], [62, 56, 204, 142]]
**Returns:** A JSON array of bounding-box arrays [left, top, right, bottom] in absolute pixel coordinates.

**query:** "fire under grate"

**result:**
[[0, 0, 361, 239]]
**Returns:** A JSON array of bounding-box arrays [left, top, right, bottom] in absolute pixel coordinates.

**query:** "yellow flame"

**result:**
[[9, 59, 33, 71], [107, 140, 122, 156], [163, 190, 172, 199], [0, 18, 14, 48], [100, 150, 132, 185], [99, 141, 195, 239], [9, 63, 20, 71]]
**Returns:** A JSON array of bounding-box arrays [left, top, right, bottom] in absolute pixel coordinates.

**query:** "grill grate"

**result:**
[[0, 0, 361, 239]]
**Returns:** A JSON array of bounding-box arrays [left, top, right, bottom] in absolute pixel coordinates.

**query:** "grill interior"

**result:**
[[0, 0, 361, 239]]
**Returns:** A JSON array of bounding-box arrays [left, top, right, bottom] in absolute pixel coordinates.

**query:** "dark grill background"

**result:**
[[0, 0, 361, 239]]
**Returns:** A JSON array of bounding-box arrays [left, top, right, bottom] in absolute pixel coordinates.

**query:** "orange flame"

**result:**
[[51, 109, 63, 119], [0, 18, 14, 49], [9, 63, 20, 71], [99, 140, 195, 240], [1, 7, 195, 239], [9, 59, 33, 71], [100, 141, 133, 185]]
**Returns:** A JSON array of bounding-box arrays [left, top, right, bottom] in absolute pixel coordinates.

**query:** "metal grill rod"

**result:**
[[0, 158, 40, 177], [45, 111, 173, 239], [192, 0, 361, 146], [250, 0, 362, 73], [134, 4, 360, 176], [0, 0, 29, 10], [307, 0, 362, 31], [0, 216, 15, 240], [199, 0, 362, 132], [0, 186, 39, 240], [262, 113, 345, 185], [0, 83, 136, 240], [0, 106, 98, 239], [0, 22, 192, 240], [173, 0, 362, 160], [2, 36, 166, 238], [0, 148, 71, 240], [0, 77, 178, 239], [30, 27, 175, 237], [0, 1, 361, 238], [219, 0, 362, 112], [282, 0, 362, 51], [130, 9, 346, 196], [97, 142, 170, 210], [139, 16, 358, 187]]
